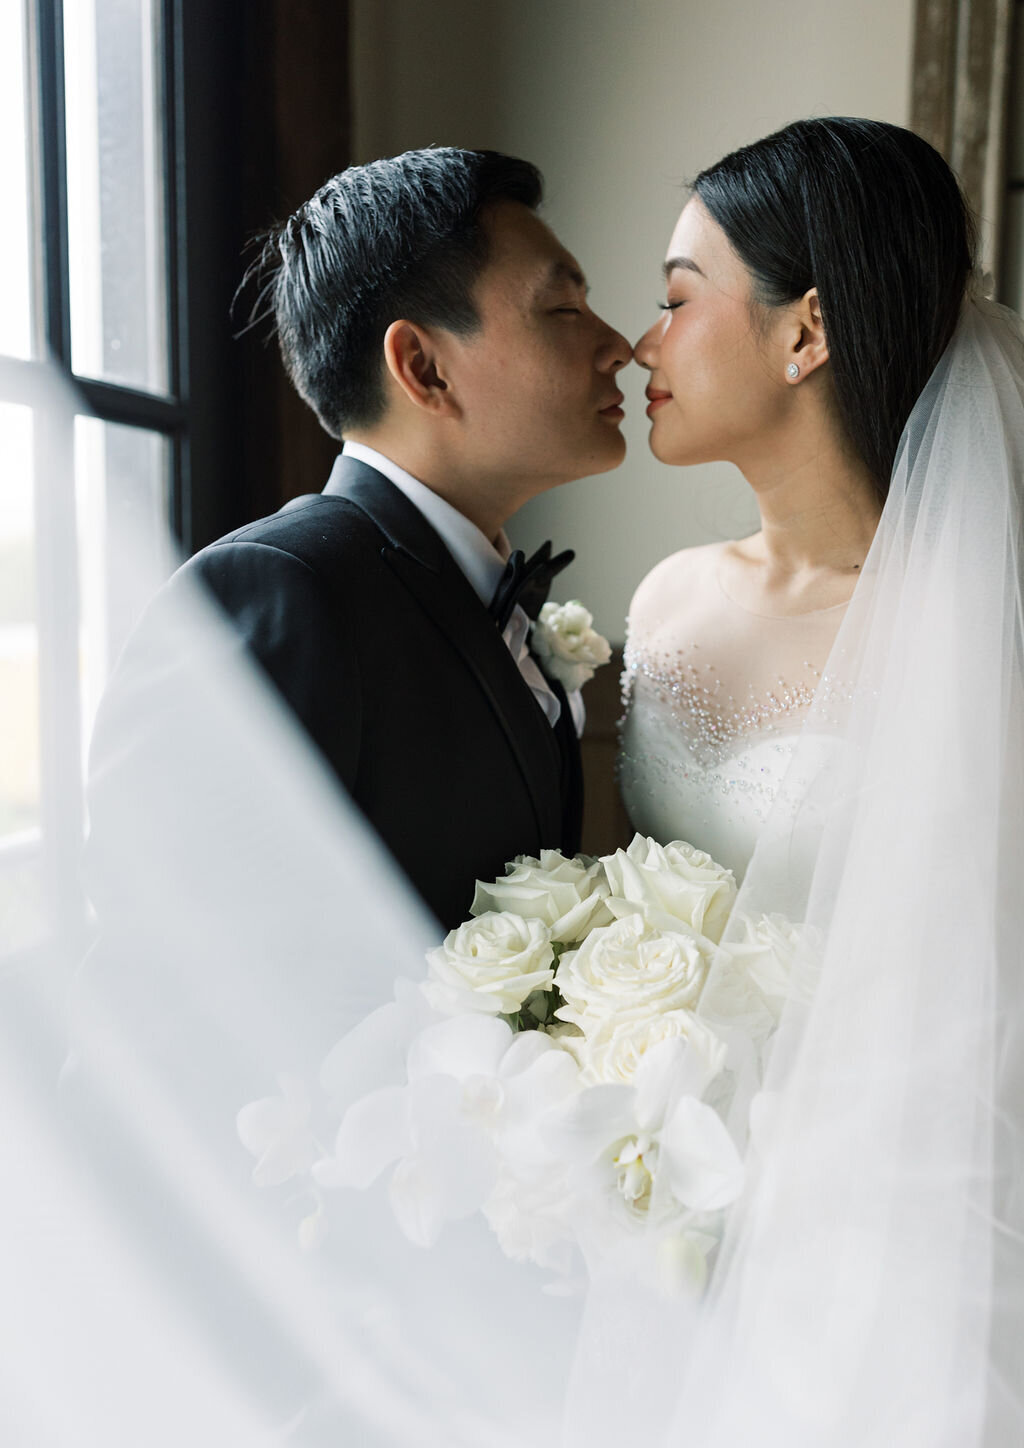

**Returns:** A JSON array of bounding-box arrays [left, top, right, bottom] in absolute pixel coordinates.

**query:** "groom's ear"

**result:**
[[382, 320, 460, 418], [787, 287, 829, 380]]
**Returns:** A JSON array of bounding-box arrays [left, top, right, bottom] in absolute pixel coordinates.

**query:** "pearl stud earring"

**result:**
[[786, 363, 800, 380]]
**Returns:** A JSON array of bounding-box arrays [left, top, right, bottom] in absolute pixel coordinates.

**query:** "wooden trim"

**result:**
[[579, 647, 633, 857], [238, 0, 353, 519]]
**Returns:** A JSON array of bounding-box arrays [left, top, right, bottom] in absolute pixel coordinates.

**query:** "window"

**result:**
[[1, 0, 186, 961], [1, 0, 354, 965]]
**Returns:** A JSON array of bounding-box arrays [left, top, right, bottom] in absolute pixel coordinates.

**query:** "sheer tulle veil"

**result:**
[[4, 294, 1022, 1445]]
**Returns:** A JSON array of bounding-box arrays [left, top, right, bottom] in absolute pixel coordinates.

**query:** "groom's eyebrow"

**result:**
[[539, 260, 590, 293], [664, 256, 706, 279]]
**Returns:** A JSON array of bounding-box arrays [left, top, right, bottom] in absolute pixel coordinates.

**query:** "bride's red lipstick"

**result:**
[[646, 388, 672, 417]]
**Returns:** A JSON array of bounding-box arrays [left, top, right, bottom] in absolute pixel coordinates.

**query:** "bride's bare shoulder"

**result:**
[[628, 540, 735, 630]]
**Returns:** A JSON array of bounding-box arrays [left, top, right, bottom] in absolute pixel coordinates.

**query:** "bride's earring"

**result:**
[[786, 362, 800, 380]]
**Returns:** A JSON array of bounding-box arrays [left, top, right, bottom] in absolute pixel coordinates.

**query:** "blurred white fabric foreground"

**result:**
[[4, 299, 1024, 1445]]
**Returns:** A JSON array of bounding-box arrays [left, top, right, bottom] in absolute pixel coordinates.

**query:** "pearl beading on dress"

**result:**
[[620, 637, 824, 763], [616, 629, 853, 877]]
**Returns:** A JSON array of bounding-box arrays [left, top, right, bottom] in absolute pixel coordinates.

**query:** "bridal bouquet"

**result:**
[[238, 836, 813, 1290]]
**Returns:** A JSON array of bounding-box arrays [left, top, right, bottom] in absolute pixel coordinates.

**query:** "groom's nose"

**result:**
[[597, 320, 633, 373]]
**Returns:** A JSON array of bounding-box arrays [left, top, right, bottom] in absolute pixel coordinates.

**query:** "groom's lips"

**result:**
[[598, 391, 625, 420], [645, 387, 672, 417]]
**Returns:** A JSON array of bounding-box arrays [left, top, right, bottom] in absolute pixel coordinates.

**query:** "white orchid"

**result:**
[[318, 974, 438, 1113], [314, 1014, 581, 1249], [544, 1038, 745, 1236], [236, 1074, 320, 1188]]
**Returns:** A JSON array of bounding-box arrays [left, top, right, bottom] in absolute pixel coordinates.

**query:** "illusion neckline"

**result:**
[[713, 558, 854, 620]]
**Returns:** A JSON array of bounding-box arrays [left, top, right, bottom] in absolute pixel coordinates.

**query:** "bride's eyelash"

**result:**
[[658, 300, 684, 311]]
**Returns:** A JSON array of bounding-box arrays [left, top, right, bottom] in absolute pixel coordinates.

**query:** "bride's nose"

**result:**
[[633, 319, 661, 371]]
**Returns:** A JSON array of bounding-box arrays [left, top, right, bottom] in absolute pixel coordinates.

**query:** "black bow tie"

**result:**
[[488, 541, 575, 632]]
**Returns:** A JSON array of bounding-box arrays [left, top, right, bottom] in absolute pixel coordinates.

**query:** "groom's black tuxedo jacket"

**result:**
[[91, 457, 582, 929]]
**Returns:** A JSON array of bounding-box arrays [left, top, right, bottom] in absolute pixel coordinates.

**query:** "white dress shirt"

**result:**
[[341, 441, 585, 736]]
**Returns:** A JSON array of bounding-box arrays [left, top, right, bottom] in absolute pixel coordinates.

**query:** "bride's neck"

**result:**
[[740, 431, 882, 577]]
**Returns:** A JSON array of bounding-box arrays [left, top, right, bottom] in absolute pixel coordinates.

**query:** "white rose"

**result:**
[[579, 1009, 726, 1090], [728, 912, 820, 1010], [602, 835, 737, 944], [423, 912, 555, 1017], [530, 600, 612, 692], [470, 849, 613, 944], [554, 914, 713, 1033]]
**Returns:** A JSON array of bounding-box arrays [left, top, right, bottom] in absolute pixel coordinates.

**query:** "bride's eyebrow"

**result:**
[[663, 257, 706, 280]]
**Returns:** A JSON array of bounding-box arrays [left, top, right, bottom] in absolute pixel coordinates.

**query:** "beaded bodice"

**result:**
[[618, 543, 849, 879]]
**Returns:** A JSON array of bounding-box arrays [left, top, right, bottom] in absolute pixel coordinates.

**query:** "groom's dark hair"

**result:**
[[249, 148, 543, 437]]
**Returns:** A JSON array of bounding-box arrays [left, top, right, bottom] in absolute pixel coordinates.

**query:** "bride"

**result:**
[[621, 116, 967, 880], [10, 118, 1023, 1446], [609, 116, 1024, 1446]]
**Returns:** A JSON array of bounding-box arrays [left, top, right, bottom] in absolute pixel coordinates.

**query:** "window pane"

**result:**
[[65, 0, 169, 393], [0, 404, 39, 844], [76, 418, 173, 741], [0, 856, 47, 956], [0, 0, 36, 359]]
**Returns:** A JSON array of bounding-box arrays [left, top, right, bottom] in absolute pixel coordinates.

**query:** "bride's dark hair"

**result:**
[[694, 117, 976, 500]]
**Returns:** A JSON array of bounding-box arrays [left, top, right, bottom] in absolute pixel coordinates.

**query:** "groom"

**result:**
[[88, 148, 630, 928]]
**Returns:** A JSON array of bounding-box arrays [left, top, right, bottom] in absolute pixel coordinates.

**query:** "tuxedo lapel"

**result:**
[[324, 457, 564, 845], [322, 455, 451, 571]]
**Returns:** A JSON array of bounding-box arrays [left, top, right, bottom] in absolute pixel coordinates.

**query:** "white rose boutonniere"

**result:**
[[530, 600, 612, 692]]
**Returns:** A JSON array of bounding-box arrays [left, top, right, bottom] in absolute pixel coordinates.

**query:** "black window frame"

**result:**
[[22, 0, 191, 523], [1, 0, 203, 967], [1, 0, 352, 966]]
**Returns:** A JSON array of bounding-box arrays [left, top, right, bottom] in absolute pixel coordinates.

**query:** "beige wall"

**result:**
[[351, 0, 915, 641]]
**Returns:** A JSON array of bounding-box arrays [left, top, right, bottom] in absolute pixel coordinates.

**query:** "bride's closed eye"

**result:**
[[658, 300, 684, 311]]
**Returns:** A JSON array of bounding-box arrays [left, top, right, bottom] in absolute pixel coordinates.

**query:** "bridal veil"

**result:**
[[3, 294, 1022, 1444]]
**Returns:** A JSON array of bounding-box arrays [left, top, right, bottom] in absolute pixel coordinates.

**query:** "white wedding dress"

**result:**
[[618, 541, 849, 876]]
